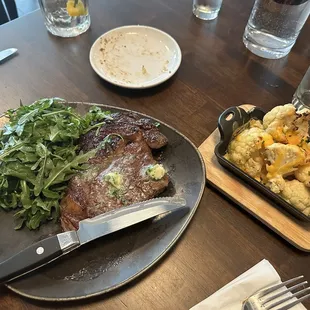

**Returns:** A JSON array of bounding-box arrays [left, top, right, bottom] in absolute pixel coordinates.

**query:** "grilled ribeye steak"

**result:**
[[60, 112, 169, 231], [79, 111, 168, 152]]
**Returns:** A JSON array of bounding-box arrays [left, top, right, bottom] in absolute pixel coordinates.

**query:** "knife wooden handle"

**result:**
[[0, 235, 62, 283]]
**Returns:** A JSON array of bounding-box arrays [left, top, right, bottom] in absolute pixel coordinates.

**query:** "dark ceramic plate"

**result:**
[[0, 102, 205, 301], [215, 106, 310, 222]]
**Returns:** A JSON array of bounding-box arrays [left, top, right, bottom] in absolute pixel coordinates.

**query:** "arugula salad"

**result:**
[[0, 98, 112, 230]]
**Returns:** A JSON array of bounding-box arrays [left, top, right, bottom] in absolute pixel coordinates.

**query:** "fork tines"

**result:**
[[259, 275, 310, 310]]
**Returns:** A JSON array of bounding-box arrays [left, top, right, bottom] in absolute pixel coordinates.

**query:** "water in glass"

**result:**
[[193, 0, 223, 20], [39, 0, 90, 37], [243, 0, 310, 59], [293, 67, 310, 109]]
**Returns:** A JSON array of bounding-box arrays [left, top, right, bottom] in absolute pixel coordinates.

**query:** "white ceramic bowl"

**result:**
[[89, 25, 182, 89]]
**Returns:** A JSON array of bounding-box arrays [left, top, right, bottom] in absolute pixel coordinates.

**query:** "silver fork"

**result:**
[[242, 276, 310, 310]]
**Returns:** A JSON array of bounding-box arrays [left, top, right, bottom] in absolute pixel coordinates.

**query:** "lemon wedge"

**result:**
[[66, 0, 87, 17]]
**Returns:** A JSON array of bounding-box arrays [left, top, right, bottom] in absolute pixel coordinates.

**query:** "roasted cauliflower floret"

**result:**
[[263, 104, 296, 143], [280, 179, 310, 214], [263, 104, 310, 144], [293, 108, 310, 143], [265, 176, 310, 214], [249, 119, 264, 129], [298, 139, 310, 164], [264, 175, 286, 194], [295, 164, 310, 187], [265, 143, 306, 179], [304, 207, 310, 216], [225, 125, 273, 180], [225, 104, 310, 217]]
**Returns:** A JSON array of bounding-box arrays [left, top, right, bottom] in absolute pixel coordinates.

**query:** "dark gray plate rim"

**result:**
[[5, 101, 206, 301]]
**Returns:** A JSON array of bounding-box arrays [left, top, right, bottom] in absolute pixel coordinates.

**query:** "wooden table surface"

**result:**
[[0, 0, 309, 309]]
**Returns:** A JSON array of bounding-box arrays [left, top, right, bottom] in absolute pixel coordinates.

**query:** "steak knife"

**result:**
[[0, 48, 18, 63], [0, 197, 187, 284]]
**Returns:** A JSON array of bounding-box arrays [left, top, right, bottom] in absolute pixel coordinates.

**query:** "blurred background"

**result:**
[[0, 0, 39, 25]]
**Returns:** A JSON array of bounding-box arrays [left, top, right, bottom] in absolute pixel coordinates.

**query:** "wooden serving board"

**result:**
[[198, 105, 310, 252]]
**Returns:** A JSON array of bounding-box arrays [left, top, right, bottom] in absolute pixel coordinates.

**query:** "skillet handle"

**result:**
[[217, 106, 250, 141]]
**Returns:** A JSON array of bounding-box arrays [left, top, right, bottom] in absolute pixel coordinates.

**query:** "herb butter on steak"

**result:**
[[60, 112, 169, 231]]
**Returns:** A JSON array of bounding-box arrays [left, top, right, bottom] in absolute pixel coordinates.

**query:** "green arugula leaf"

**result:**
[[27, 211, 44, 230], [3, 162, 36, 185], [18, 108, 39, 125], [44, 149, 97, 189], [33, 143, 49, 196], [20, 180, 32, 210], [0, 98, 111, 230], [31, 158, 42, 171], [42, 188, 60, 199], [0, 141, 25, 161], [49, 125, 61, 142]]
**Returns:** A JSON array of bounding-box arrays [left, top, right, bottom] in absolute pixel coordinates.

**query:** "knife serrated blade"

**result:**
[[0, 197, 187, 283], [77, 197, 186, 245]]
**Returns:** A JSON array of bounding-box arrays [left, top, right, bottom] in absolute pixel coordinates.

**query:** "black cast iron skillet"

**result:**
[[214, 106, 310, 222]]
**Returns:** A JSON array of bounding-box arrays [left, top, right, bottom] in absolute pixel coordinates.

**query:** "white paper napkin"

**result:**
[[190, 259, 306, 310]]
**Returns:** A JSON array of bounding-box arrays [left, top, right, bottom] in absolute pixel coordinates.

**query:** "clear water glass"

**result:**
[[293, 67, 310, 109], [38, 0, 90, 37], [243, 0, 310, 59], [193, 0, 223, 20]]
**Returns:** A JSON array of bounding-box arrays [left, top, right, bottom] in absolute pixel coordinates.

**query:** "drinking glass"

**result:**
[[193, 0, 223, 20], [243, 0, 310, 59], [293, 67, 310, 109], [38, 0, 90, 37]]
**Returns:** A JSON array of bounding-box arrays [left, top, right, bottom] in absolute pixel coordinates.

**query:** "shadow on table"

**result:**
[[95, 69, 179, 99]]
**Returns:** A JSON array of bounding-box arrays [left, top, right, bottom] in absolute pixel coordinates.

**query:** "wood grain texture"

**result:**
[[0, 0, 309, 309], [199, 104, 310, 252]]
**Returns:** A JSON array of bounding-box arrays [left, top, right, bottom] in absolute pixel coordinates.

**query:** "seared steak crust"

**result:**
[[60, 112, 169, 231], [79, 112, 168, 152]]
